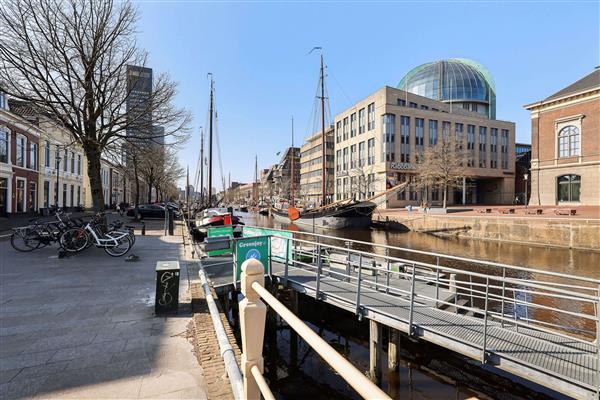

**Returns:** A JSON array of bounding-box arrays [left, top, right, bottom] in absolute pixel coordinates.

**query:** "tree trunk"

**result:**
[[147, 182, 152, 203], [84, 142, 105, 212], [443, 184, 448, 209]]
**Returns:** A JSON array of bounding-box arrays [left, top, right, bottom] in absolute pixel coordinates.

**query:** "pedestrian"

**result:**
[[407, 204, 412, 216], [118, 202, 125, 216]]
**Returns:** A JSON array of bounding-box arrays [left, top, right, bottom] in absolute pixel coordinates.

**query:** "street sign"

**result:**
[[207, 226, 233, 256], [243, 226, 292, 263], [235, 236, 269, 279]]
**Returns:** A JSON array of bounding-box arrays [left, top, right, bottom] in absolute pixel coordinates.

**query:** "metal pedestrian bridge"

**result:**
[[199, 226, 600, 399]]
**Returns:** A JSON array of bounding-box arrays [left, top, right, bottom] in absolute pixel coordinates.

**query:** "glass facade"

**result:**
[[398, 58, 496, 119], [400, 116, 410, 163], [428, 120, 438, 146]]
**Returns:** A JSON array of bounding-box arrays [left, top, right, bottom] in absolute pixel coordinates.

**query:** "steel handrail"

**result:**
[[253, 226, 600, 285]]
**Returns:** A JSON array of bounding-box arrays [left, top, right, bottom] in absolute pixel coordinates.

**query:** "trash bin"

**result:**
[[155, 261, 180, 314]]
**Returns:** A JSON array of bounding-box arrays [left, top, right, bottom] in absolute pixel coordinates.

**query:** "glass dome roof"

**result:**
[[398, 58, 496, 118]]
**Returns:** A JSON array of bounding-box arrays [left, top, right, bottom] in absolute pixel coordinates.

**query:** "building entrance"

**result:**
[[0, 178, 7, 217]]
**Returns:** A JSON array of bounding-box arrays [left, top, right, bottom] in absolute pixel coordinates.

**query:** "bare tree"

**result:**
[[414, 133, 466, 208], [0, 0, 190, 211]]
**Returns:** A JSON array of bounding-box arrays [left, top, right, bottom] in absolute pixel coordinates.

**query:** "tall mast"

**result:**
[[290, 116, 295, 207], [320, 52, 326, 205], [208, 74, 214, 206], [200, 127, 204, 204], [254, 155, 258, 203]]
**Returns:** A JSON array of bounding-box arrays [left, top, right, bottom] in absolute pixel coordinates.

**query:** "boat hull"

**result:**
[[271, 202, 376, 230]]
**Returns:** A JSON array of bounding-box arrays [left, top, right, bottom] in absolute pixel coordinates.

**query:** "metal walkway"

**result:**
[[199, 227, 600, 400]]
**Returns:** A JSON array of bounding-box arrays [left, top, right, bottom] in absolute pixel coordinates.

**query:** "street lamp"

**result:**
[[55, 147, 62, 209], [524, 173, 529, 209]]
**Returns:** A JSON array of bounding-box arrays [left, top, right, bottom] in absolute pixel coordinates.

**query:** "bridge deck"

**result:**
[[270, 262, 598, 399]]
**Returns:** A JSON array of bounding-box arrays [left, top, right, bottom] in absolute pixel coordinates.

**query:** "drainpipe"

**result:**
[[198, 266, 244, 400]]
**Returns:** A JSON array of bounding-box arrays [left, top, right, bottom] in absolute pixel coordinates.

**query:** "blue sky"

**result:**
[[134, 0, 599, 188]]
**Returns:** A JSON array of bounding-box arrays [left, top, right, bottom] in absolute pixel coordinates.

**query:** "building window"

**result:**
[[381, 114, 395, 162], [501, 129, 509, 169], [367, 173, 375, 197], [63, 183, 67, 207], [342, 147, 348, 170], [490, 128, 498, 168], [29, 182, 37, 212], [63, 148, 68, 172], [16, 179, 25, 212], [409, 102, 418, 108], [336, 121, 342, 143], [336, 149, 342, 172], [350, 144, 357, 169], [358, 141, 365, 167], [43, 181, 50, 208], [415, 118, 424, 154], [350, 113, 356, 138], [343, 117, 349, 141], [77, 186, 81, 206], [44, 140, 50, 167], [367, 103, 375, 130], [29, 142, 37, 170], [397, 98, 406, 107], [557, 174, 580, 203], [77, 155, 82, 175], [428, 120, 438, 146], [70, 184, 74, 207], [467, 125, 475, 167], [558, 125, 580, 158], [367, 138, 375, 165], [358, 108, 365, 134], [70, 151, 75, 173], [442, 121, 450, 140], [400, 116, 410, 163], [16, 136, 25, 167], [0, 129, 8, 164], [479, 127, 487, 168]]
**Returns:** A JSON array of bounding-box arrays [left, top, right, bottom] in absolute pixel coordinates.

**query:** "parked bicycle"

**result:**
[[60, 213, 134, 257], [10, 208, 84, 252]]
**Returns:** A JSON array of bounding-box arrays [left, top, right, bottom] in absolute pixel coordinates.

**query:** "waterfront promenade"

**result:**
[[0, 220, 208, 399]]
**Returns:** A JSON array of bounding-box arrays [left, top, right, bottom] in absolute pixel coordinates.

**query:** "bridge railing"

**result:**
[[238, 258, 391, 400], [260, 232, 600, 390]]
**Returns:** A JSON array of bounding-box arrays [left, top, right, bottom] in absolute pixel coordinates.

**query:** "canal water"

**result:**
[[227, 211, 598, 399]]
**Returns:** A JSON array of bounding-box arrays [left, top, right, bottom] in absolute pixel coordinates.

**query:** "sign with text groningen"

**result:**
[[243, 227, 292, 263], [235, 236, 269, 280], [207, 226, 233, 256]]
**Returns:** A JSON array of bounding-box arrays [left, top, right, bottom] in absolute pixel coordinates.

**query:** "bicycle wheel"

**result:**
[[104, 236, 132, 257], [10, 230, 41, 252], [60, 228, 89, 252]]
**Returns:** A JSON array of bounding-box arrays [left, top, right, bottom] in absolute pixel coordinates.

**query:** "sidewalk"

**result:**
[[0, 221, 209, 399]]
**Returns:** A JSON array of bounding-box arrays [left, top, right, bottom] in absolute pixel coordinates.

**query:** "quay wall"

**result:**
[[381, 215, 600, 251]]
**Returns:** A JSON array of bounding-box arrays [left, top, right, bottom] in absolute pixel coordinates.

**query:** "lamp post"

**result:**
[[55, 146, 62, 209], [524, 173, 529, 209]]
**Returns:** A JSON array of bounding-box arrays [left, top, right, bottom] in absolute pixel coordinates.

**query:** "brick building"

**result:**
[[0, 93, 41, 215], [524, 68, 600, 206]]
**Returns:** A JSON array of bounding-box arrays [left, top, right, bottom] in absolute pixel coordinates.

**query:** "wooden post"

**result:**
[[289, 289, 299, 373], [240, 259, 267, 400], [388, 327, 400, 372], [369, 319, 382, 384]]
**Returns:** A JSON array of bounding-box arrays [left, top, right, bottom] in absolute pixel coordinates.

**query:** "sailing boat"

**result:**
[[191, 74, 244, 239], [270, 50, 381, 230]]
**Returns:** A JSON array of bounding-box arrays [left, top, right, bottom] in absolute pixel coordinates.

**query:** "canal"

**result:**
[[227, 212, 599, 400]]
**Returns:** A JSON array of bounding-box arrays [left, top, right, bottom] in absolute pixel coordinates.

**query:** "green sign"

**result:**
[[207, 226, 233, 256], [243, 227, 292, 263], [235, 236, 269, 279]]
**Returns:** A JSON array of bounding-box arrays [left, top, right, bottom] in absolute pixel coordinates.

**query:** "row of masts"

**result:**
[[195, 50, 327, 209]]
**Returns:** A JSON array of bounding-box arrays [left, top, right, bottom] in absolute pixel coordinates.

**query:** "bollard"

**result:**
[[240, 259, 267, 400], [141, 222, 146, 236], [168, 208, 174, 236]]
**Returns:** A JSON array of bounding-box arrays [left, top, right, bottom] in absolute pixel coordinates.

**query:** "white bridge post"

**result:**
[[240, 259, 267, 400]]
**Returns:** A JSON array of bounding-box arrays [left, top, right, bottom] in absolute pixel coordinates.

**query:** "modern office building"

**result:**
[[299, 127, 334, 206], [333, 86, 515, 208], [126, 65, 153, 138], [272, 147, 300, 203], [399, 58, 496, 119], [524, 68, 600, 206]]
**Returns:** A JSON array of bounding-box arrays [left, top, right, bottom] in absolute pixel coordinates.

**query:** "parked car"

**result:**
[[126, 204, 166, 219]]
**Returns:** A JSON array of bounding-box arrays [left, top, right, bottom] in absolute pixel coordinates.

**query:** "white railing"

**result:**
[[239, 258, 391, 400]]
